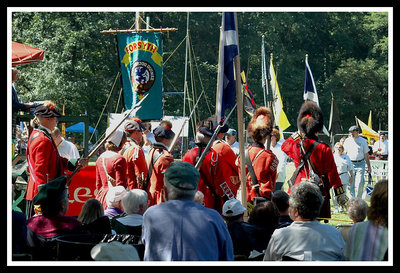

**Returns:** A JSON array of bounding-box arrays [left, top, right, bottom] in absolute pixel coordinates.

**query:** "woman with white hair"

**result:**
[[104, 185, 128, 218], [111, 189, 148, 236]]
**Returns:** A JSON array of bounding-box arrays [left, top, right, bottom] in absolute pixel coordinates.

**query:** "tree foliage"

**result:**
[[12, 11, 389, 137]]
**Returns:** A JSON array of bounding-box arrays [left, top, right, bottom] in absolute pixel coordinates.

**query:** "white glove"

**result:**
[[335, 192, 348, 206]]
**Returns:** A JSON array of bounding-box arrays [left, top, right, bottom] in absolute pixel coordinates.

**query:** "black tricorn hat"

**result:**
[[34, 105, 61, 118], [153, 125, 175, 139], [297, 101, 324, 136]]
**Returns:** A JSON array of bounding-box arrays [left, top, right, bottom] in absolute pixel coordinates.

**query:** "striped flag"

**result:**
[[216, 12, 239, 121], [304, 57, 319, 103], [304, 56, 330, 136]]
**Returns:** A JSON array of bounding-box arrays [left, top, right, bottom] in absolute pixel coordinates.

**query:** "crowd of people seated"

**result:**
[[12, 168, 388, 262]]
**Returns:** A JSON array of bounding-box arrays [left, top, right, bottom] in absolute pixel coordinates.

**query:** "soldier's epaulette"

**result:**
[[290, 131, 301, 141]]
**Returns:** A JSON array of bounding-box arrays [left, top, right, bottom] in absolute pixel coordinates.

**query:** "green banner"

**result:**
[[117, 32, 163, 120]]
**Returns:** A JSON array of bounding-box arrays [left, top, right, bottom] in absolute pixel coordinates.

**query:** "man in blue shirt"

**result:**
[[142, 161, 234, 261]]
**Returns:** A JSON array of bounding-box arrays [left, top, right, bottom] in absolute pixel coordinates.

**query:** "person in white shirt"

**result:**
[[372, 132, 388, 160], [142, 122, 155, 157], [225, 128, 239, 156], [343, 126, 372, 198], [333, 142, 354, 212], [51, 127, 80, 160], [263, 182, 345, 261], [268, 127, 288, 191]]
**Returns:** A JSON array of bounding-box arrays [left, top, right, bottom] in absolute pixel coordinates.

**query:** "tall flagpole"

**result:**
[[233, 13, 247, 218]]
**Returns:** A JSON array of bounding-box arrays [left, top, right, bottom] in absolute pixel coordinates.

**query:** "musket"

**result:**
[[194, 104, 237, 171], [167, 90, 204, 153], [66, 94, 149, 186]]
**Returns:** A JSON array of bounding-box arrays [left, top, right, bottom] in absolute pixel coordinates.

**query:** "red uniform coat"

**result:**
[[123, 142, 148, 190], [282, 135, 343, 219], [281, 135, 342, 191], [182, 147, 235, 213], [95, 151, 128, 210], [212, 140, 240, 196], [237, 143, 279, 202], [146, 143, 174, 206], [25, 127, 70, 201]]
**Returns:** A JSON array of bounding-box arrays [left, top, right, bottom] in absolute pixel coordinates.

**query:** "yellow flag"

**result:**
[[269, 57, 291, 138], [357, 117, 379, 141], [367, 111, 372, 143]]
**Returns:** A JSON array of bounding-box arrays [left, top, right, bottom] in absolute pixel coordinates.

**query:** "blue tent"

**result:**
[[65, 122, 97, 134]]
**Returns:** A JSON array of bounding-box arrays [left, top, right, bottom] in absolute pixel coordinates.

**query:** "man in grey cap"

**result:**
[[142, 161, 234, 261], [225, 128, 239, 156], [343, 125, 372, 198]]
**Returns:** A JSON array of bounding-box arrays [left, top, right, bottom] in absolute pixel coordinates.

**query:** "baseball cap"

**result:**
[[226, 128, 237, 136], [164, 161, 199, 190], [222, 198, 246, 217], [348, 125, 360, 132]]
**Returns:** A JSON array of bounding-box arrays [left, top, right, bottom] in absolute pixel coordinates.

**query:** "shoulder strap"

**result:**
[[245, 148, 265, 197], [102, 157, 116, 187], [245, 148, 263, 186], [287, 140, 319, 189], [144, 148, 163, 191]]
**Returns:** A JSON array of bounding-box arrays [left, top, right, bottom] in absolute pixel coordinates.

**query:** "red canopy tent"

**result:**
[[12, 41, 45, 66]]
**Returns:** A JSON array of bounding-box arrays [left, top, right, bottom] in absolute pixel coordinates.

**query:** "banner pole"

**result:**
[[232, 13, 248, 219]]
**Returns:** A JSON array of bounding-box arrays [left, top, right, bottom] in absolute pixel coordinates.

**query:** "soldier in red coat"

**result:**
[[145, 123, 175, 206], [207, 117, 240, 197], [95, 127, 128, 210], [237, 107, 279, 204], [282, 101, 347, 220], [25, 102, 88, 217], [182, 119, 235, 214], [122, 120, 148, 190]]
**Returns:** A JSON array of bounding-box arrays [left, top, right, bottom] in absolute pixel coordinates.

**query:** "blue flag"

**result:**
[[216, 12, 238, 121]]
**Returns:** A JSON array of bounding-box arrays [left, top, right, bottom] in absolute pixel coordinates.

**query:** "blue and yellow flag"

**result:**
[[117, 32, 163, 120]]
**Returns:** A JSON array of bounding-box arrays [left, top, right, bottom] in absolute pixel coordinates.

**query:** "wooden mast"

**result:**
[[233, 13, 247, 217]]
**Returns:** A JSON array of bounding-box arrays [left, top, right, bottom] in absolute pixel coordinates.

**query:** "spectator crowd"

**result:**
[[11, 99, 389, 263]]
